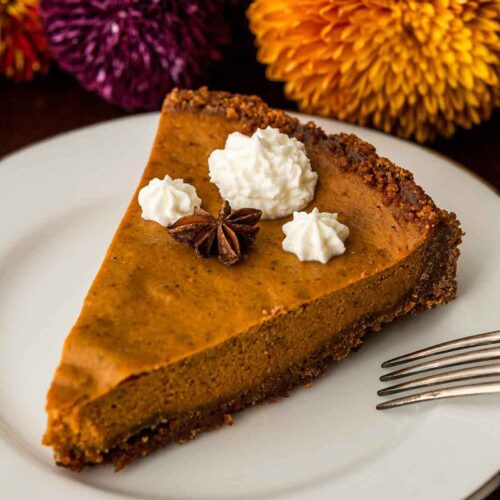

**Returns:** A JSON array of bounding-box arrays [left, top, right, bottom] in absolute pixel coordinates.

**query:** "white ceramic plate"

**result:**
[[0, 112, 499, 500]]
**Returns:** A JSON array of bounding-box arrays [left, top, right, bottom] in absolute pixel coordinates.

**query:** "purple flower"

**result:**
[[41, 0, 230, 110]]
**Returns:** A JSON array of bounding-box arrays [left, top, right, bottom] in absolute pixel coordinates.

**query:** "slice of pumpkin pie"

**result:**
[[43, 88, 462, 470]]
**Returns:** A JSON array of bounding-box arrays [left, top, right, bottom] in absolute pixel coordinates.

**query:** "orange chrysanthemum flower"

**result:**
[[248, 0, 500, 142]]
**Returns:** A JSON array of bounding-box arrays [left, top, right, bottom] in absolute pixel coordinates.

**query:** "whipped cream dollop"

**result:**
[[208, 126, 317, 219], [282, 208, 349, 264], [138, 175, 201, 227]]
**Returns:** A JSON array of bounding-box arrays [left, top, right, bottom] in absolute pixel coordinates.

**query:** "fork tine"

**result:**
[[377, 381, 500, 410], [378, 363, 500, 395], [381, 330, 500, 368], [380, 346, 500, 381]]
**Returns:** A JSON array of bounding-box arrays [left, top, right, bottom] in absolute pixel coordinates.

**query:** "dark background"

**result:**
[[0, 5, 498, 499], [1, 7, 499, 191]]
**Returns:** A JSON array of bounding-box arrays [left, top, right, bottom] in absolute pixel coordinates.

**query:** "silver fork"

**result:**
[[377, 329, 500, 410]]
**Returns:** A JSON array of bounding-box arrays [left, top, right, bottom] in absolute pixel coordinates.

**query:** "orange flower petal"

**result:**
[[248, 0, 500, 142]]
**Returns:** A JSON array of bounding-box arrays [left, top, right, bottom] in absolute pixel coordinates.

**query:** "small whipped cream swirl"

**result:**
[[208, 126, 317, 220], [282, 208, 349, 264], [138, 175, 201, 227]]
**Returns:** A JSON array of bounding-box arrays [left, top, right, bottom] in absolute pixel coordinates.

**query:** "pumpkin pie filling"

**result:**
[[43, 88, 462, 470]]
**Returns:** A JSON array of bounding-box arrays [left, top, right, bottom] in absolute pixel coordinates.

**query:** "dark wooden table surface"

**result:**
[[0, 9, 498, 500]]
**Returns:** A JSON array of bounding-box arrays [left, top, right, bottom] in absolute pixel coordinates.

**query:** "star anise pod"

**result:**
[[167, 201, 262, 265]]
